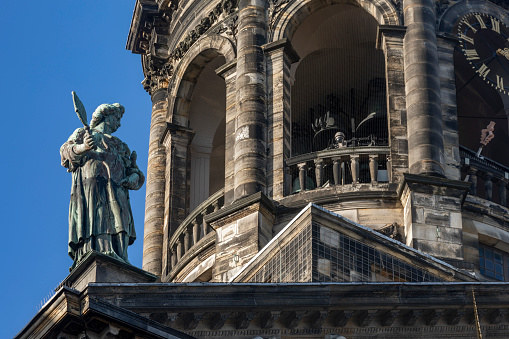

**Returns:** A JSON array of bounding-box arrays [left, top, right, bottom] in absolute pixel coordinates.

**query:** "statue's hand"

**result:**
[[83, 129, 96, 151], [73, 129, 96, 155], [119, 173, 140, 190]]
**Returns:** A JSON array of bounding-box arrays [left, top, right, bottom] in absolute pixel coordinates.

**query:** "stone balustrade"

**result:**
[[460, 146, 509, 207], [168, 188, 224, 272], [286, 146, 392, 193]]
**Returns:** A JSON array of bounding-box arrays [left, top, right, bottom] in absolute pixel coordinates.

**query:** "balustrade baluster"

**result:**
[[192, 219, 199, 245], [484, 173, 494, 201], [177, 239, 182, 261], [369, 155, 378, 184], [351, 155, 359, 183], [333, 158, 341, 185], [314, 159, 324, 188], [499, 180, 508, 206], [213, 200, 220, 212], [298, 163, 307, 191], [467, 167, 478, 196], [184, 228, 190, 252], [202, 211, 209, 236], [171, 246, 177, 269]]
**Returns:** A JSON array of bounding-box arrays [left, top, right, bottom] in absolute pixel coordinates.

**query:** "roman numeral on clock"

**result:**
[[461, 20, 477, 34], [459, 33, 474, 45], [497, 75, 504, 90], [491, 18, 500, 33], [477, 64, 490, 79], [475, 15, 487, 29], [464, 49, 480, 60]]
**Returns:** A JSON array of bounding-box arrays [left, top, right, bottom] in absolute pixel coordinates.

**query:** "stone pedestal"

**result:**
[[59, 251, 158, 292], [205, 192, 276, 282], [399, 173, 471, 261]]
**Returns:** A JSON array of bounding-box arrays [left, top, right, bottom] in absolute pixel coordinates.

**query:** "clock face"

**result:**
[[457, 13, 509, 95]]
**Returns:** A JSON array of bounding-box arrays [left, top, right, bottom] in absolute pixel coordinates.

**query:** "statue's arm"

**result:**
[[120, 149, 145, 190], [60, 128, 95, 172]]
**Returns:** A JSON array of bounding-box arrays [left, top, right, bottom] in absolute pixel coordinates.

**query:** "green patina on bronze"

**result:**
[[61, 92, 145, 271]]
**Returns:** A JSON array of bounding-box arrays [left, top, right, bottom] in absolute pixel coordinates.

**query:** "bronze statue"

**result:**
[[61, 93, 145, 270]]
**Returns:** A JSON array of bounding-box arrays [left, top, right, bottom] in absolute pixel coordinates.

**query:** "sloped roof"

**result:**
[[232, 203, 476, 283]]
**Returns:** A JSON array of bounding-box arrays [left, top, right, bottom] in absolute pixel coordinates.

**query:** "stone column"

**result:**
[[161, 123, 195, 280], [264, 39, 299, 200], [403, 0, 445, 176], [217, 62, 237, 205], [142, 87, 168, 276], [379, 26, 407, 183], [234, 0, 268, 200], [437, 36, 461, 180]]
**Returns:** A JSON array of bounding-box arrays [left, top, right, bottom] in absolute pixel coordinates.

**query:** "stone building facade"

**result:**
[[17, 0, 509, 338]]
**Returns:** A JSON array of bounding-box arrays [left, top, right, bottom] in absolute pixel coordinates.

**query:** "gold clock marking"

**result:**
[[491, 18, 501, 33], [461, 19, 477, 34], [477, 64, 490, 79], [459, 33, 474, 45], [497, 75, 504, 90], [464, 49, 480, 60], [475, 15, 487, 29]]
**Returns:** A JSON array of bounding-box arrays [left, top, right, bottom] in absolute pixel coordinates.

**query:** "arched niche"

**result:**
[[290, 4, 387, 156], [271, 0, 400, 42], [167, 35, 235, 211], [188, 56, 227, 210]]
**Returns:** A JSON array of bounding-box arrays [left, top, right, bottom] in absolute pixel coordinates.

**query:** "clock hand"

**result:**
[[478, 54, 497, 65], [497, 48, 509, 61]]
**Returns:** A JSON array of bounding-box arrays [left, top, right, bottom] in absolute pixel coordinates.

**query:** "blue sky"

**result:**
[[0, 2, 152, 337]]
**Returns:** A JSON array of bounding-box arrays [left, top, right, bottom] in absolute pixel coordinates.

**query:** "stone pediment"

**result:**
[[232, 203, 476, 283]]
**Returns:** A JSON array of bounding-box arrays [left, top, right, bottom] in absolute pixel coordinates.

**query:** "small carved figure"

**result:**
[[477, 121, 496, 157], [334, 132, 347, 148], [61, 96, 145, 270], [480, 121, 496, 146]]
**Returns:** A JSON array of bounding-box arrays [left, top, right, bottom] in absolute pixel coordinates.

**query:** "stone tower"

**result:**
[[17, 1, 509, 338]]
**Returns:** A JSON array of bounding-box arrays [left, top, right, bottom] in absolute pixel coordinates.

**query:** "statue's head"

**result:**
[[335, 131, 345, 143], [90, 103, 125, 129]]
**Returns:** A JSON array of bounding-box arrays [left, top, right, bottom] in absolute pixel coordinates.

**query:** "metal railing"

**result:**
[[286, 146, 391, 194], [460, 146, 509, 207], [168, 188, 224, 272]]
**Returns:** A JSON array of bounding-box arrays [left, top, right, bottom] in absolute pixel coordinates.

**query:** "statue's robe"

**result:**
[[60, 128, 143, 269]]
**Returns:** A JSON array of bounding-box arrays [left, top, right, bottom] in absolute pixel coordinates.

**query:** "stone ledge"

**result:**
[[397, 172, 471, 201], [58, 251, 157, 292], [204, 191, 276, 226]]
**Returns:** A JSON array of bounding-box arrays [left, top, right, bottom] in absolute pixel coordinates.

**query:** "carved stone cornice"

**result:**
[[127, 0, 173, 55], [170, 0, 238, 60]]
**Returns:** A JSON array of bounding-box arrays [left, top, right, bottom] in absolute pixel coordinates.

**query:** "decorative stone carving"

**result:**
[[61, 97, 145, 270], [435, 0, 450, 23], [376, 222, 403, 242], [212, 13, 238, 40], [269, 0, 290, 22], [171, 1, 238, 60], [142, 53, 173, 94]]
